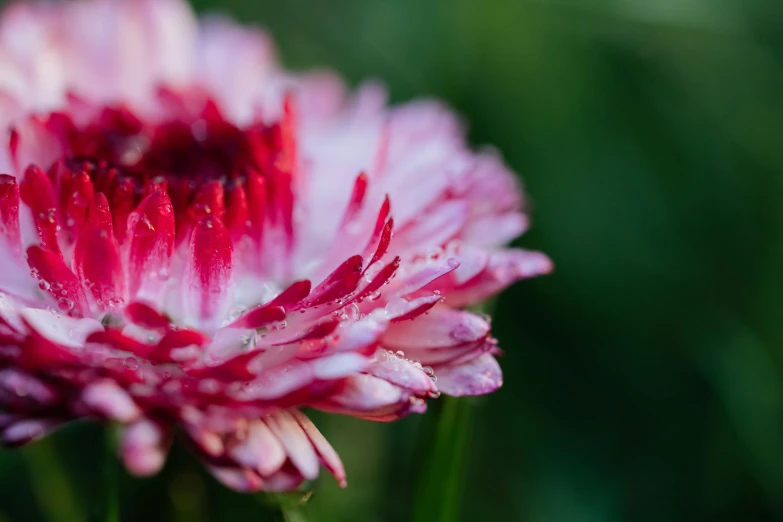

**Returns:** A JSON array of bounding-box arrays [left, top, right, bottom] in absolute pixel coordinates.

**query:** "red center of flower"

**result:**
[[3, 93, 307, 321], [15, 94, 297, 247]]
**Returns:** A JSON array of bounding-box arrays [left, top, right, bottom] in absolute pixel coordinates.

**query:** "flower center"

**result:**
[[65, 104, 252, 185], [24, 96, 297, 247]]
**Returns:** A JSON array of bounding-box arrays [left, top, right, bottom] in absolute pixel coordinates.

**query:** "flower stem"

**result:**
[[23, 437, 84, 522], [259, 491, 311, 522], [412, 396, 475, 522], [94, 424, 120, 522], [280, 505, 307, 522]]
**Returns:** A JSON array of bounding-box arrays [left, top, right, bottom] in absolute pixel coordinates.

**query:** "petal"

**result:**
[[19, 164, 61, 256], [291, 410, 346, 487], [382, 306, 489, 350], [82, 379, 141, 422], [302, 255, 363, 308], [26, 245, 87, 315], [183, 217, 233, 330], [311, 374, 425, 420], [73, 194, 126, 311], [119, 418, 171, 476], [311, 352, 368, 380], [126, 191, 175, 303], [0, 174, 21, 258], [2, 418, 61, 447], [208, 466, 264, 492], [227, 360, 312, 401], [397, 200, 468, 250], [59, 168, 95, 241], [227, 419, 286, 477], [124, 301, 170, 331], [264, 411, 319, 481], [0, 369, 60, 408], [435, 353, 503, 396], [368, 350, 436, 395], [442, 249, 552, 307]]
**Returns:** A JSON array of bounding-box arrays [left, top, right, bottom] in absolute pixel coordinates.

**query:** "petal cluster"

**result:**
[[0, 0, 552, 491]]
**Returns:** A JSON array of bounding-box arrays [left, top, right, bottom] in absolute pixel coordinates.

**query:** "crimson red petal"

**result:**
[[26, 245, 86, 316], [366, 218, 393, 270], [190, 180, 225, 222], [244, 170, 267, 245], [303, 256, 363, 308], [127, 191, 175, 300], [86, 329, 154, 360], [339, 172, 368, 229], [151, 329, 210, 363], [59, 168, 94, 241], [19, 321, 80, 371], [391, 297, 441, 323], [20, 165, 61, 256], [353, 257, 400, 303], [110, 178, 136, 243], [0, 175, 21, 258], [124, 302, 170, 331], [282, 319, 340, 345], [184, 217, 233, 326], [224, 181, 250, 241], [228, 305, 286, 330], [73, 194, 125, 311]]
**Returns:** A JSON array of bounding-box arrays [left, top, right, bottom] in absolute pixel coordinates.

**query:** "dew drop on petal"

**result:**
[[57, 297, 74, 312], [123, 357, 139, 371]]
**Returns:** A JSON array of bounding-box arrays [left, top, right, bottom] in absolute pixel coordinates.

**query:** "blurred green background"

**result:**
[[4, 0, 783, 520]]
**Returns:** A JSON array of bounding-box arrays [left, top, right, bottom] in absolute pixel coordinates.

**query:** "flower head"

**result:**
[[0, 0, 552, 491]]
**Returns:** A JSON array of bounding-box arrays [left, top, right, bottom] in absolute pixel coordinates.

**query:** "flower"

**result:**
[[0, 0, 552, 492]]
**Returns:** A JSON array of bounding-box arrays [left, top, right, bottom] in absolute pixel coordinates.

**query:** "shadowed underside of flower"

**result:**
[[0, 0, 552, 492]]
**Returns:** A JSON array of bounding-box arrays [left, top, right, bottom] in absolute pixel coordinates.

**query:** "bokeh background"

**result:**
[[3, 0, 783, 520]]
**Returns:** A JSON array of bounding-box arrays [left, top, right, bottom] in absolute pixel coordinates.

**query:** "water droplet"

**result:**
[[57, 297, 74, 312], [37, 280, 50, 291], [386, 297, 409, 317], [427, 390, 441, 399], [395, 350, 404, 358], [344, 303, 360, 321], [123, 357, 139, 371]]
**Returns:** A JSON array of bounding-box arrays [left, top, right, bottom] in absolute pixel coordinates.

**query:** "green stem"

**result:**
[[412, 397, 475, 522], [280, 505, 307, 522], [93, 424, 120, 522], [258, 491, 311, 522], [24, 437, 85, 522]]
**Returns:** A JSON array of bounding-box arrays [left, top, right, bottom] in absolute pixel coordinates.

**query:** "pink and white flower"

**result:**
[[0, 0, 551, 491]]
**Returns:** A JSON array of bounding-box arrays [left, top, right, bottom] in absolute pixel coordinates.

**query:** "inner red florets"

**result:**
[[20, 94, 295, 251], [9, 93, 302, 322]]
